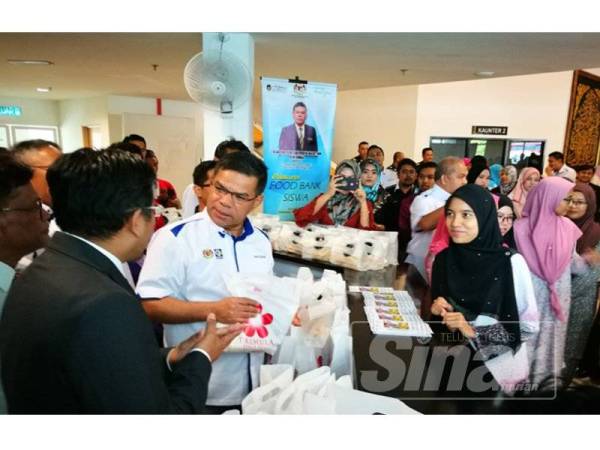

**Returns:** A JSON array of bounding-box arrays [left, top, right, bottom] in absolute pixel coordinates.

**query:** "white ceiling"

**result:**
[[1, 33, 600, 101]]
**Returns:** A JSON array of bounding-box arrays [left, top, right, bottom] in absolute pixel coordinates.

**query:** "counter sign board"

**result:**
[[0, 105, 22, 117], [472, 125, 508, 135]]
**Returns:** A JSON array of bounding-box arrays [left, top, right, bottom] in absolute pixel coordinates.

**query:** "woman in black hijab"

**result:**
[[466, 155, 490, 188], [430, 184, 539, 363], [497, 194, 517, 249]]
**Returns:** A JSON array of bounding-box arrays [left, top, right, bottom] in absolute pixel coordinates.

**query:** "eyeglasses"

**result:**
[[0, 199, 47, 221], [563, 197, 587, 207], [126, 205, 162, 217], [497, 213, 514, 224], [213, 181, 257, 205]]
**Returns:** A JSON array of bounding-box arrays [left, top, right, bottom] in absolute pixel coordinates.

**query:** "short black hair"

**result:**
[[417, 161, 438, 174], [0, 152, 33, 207], [145, 149, 157, 160], [397, 158, 417, 173], [214, 139, 251, 160], [367, 145, 384, 155], [575, 164, 595, 172], [358, 141, 369, 147], [292, 102, 307, 111], [422, 147, 434, 156], [0, 147, 9, 153], [106, 142, 144, 158], [47, 148, 156, 240], [214, 152, 268, 195], [548, 151, 564, 161], [11, 139, 62, 158], [193, 160, 217, 186], [123, 134, 146, 146]]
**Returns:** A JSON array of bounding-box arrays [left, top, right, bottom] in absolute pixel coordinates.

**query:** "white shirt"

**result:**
[[181, 183, 199, 219], [136, 209, 274, 406], [553, 164, 576, 183], [405, 183, 450, 279], [380, 168, 399, 189], [471, 253, 539, 335], [63, 232, 126, 277]]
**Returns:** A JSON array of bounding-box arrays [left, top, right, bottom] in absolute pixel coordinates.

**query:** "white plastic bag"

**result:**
[[222, 273, 300, 354], [273, 366, 332, 414], [242, 365, 420, 415], [330, 383, 420, 415], [241, 364, 294, 414]]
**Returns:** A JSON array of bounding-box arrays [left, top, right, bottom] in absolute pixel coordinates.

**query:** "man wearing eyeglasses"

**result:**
[[11, 139, 62, 208], [137, 151, 274, 414], [0, 149, 242, 413], [11, 140, 62, 271], [0, 152, 51, 414]]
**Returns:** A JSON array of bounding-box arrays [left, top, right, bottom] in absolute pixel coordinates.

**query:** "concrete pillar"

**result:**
[[201, 32, 254, 159]]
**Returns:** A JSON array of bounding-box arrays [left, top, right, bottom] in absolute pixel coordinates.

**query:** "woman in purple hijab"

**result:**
[[513, 177, 584, 387]]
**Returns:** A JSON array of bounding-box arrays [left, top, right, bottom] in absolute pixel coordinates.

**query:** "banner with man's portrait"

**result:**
[[261, 77, 337, 220]]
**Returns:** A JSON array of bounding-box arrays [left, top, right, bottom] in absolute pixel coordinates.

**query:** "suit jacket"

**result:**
[[0, 232, 211, 414], [278, 124, 318, 151]]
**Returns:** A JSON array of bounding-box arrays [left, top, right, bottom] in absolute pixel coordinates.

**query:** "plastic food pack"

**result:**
[[274, 222, 305, 255], [252, 213, 283, 246], [329, 232, 365, 271], [300, 226, 333, 261]]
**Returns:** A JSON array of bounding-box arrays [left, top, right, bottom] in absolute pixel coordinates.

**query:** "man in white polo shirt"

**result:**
[[137, 152, 273, 413], [405, 156, 467, 280], [545, 151, 576, 182]]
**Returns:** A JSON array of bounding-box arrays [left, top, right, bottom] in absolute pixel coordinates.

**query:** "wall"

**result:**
[[58, 97, 109, 152], [332, 85, 419, 166], [0, 96, 60, 126], [414, 68, 600, 161], [108, 95, 204, 194], [107, 95, 203, 156]]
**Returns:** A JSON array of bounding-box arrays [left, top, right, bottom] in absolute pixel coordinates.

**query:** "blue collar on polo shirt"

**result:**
[[217, 217, 254, 242]]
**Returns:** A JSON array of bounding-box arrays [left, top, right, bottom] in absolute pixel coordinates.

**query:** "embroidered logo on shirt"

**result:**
[[214, 249, 223, 259], [202, 249, 214, 259], [254, 255, 267, 259]]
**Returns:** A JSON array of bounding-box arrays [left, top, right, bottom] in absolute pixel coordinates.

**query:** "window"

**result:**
[[466, 139, 505, 165], [507, 140, 544, 172], [429, 137, 467, 161], [11, 125, 59, 144], [430, 136, 545, 168], [0, 124, 61, 149], [0, 125, 8, 148]]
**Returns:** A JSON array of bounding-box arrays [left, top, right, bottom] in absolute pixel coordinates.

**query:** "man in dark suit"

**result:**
[[278, 102, 318, 151], [0, 149, 242, 414]]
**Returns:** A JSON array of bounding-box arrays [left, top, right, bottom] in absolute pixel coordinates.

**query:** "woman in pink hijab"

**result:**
[[513, 176, 584, 387], [509, 167, 540, 218]]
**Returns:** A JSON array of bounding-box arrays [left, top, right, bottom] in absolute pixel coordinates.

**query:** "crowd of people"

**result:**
[[1, 135, 600, 413], [293, 140, 600, 394], [0, 137, 268, 414]]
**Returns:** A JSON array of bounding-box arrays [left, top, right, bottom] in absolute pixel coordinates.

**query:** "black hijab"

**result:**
[[497, 194, 517, 250], [431, 184, 521, 351], [467, 155, 489, 184]]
